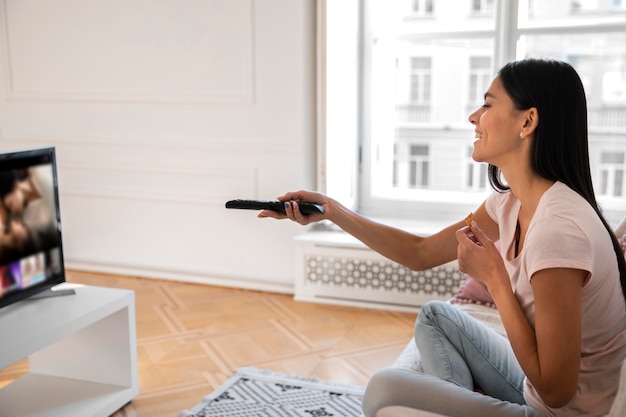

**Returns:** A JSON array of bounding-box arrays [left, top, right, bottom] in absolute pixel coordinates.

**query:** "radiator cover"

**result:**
[[294, 232, 463, 312]]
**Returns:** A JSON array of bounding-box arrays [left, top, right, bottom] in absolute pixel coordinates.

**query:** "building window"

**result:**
[[396, 57, 432, 123], [394, 144, 430, 188], [468, 56, 492, 114], [472, 0, 495, 15], [572, 0, 598, 13], [410, 57, 432, 104], [411, 0, 434, 16], [599, 152, 625, 197], [612, 0, 626, 11], [466, 147, 487, 191]]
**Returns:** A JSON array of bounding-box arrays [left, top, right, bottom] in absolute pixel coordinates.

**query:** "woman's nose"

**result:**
[[469, 108, 480, 125]]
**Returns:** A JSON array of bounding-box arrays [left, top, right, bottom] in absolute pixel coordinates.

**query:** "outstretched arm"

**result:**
[[259, 190, 497, 271]]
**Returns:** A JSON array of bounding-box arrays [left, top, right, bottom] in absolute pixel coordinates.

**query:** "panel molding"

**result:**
[[0, 0, 256, 104], [0, 138, 263, 205], [0, 135, 300, 155]]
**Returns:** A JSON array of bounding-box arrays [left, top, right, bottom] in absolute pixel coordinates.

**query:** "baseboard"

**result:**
[[65, 261, 295, 295]]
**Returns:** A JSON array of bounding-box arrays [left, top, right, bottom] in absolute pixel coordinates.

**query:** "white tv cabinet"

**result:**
[[0, 283, 138, 417]]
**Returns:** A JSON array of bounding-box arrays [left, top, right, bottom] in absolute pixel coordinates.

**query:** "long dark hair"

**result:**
[[488, 58, 626, 304]]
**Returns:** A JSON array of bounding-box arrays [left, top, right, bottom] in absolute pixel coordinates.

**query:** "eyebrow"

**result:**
[[484, 92, 495, 100]]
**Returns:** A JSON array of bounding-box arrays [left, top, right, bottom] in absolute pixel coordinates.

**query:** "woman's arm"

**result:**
[[457, 223, 584, 408], [259, 190, 497, 271], [492, 268, 584, 407], [521, 269, 584, 407]]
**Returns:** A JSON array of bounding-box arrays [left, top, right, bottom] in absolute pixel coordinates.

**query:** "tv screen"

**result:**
[[0, 147, 65, 309]]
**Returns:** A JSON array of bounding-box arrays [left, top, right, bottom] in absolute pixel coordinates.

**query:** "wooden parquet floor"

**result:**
[[0, 270, 417, 417]]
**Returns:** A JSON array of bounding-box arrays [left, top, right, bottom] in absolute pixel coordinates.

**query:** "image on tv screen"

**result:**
[[0, 154, 63, 303]]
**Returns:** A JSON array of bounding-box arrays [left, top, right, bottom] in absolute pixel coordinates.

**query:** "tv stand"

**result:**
[[0, 283, 138, 417]]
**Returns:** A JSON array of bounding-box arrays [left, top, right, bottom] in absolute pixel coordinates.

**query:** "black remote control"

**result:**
[[225, 199, 325, 215]]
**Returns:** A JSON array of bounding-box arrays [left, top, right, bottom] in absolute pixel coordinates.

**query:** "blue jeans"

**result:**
[[362, 301, 546, 417]]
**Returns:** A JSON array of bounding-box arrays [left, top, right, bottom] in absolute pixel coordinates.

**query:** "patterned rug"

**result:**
[[178, 367, 365, 417]]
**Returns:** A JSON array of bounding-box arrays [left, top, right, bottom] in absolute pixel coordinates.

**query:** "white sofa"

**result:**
[[391, 302, 626, 416]]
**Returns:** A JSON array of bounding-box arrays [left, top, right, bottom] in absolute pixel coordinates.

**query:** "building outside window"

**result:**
[[352, 0, 626, 226]]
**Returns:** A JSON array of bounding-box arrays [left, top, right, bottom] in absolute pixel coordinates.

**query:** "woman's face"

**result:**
[[469, 76, 528, 167]]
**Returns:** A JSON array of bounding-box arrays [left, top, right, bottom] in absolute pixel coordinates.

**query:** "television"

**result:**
[[0, 147, 66, 309]]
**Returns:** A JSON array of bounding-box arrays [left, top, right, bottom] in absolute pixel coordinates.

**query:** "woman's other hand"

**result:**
[[455, 220, 507, 292]]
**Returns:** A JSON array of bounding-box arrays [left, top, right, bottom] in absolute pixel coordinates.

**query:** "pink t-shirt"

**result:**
[[486, 182, 626, 417]]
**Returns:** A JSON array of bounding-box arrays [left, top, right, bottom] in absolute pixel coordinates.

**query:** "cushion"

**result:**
[[450, 276, 495, 308]]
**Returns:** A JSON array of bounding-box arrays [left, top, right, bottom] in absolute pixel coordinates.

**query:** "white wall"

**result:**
[[0, 0, 316, 292]]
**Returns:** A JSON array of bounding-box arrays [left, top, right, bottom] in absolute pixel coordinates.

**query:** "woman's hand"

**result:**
[[257, 190, 330, 225], [455, 220, 507, 292]]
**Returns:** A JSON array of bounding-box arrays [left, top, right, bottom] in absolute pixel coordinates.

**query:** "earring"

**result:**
[[519, 132, 523, 138]]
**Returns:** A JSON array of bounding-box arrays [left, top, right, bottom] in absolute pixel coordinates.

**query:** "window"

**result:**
[[394, 144, 430, 188], [409, 57, 432, 105], [396, 57, 432, 122], [472, 0, 495, 15], [466, 147, 488, 191], [322, 0, 626, 227], [468, 56, 492, 113], [411, 0, 434, 16], [599, 152, 626, 197]]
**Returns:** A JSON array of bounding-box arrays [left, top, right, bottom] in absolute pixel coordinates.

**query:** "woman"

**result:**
[[259, 59, 626, 416]]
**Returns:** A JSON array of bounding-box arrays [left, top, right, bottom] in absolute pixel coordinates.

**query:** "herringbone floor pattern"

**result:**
[[0, 270, 417, 417]]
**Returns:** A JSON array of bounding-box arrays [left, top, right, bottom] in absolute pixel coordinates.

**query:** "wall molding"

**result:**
[[66, 260, 294, 295], [0, 0, 256, 104]]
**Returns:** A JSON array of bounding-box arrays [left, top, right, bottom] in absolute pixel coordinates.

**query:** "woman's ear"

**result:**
[[521, 107, 539, 138]]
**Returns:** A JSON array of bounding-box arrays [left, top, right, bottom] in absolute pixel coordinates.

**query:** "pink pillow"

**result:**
[[450, 276, 495, 308], [450, 240, 498, 308]]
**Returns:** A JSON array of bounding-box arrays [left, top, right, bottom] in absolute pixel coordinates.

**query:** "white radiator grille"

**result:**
[[294, 233, 464, 312], [304, 254, 464, 297]]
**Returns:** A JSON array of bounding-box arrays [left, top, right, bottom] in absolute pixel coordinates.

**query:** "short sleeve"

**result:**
[[524, 216, 593, 281]]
